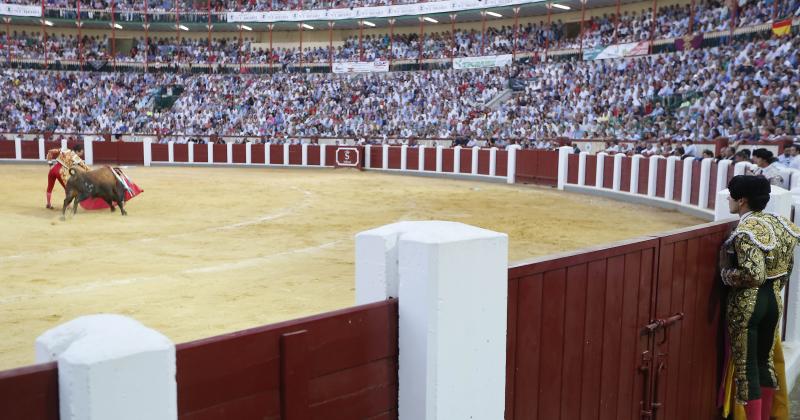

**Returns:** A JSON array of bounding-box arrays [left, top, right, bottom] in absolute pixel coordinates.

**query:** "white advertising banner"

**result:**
[[0, 3, 42, 17], [332, 60, 389, 73], [452, 54, 513, 70], [593, 41, 650, 60], [228, 0, 544, 22]]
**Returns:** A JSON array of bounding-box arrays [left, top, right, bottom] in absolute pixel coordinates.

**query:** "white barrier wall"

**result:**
[[355, 221, 508, 420]]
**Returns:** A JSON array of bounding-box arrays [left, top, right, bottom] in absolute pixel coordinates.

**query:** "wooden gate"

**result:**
[[506, 221, 733, 420]]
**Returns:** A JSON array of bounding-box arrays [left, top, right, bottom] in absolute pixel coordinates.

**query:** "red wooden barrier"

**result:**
[[656, 159, 667, 198], [269, 145, 283, 165], [194, 144, 208, 163], [387, 147, 402, 170], [603, 155, 614, 189], [232, 144, 247, 164], [690, 160, 701, 206], [584, 155, 597, 186], [620, 157, 632, 192], [213, 144, 227, 164], [673, 161, 684, 202], [567, 154, 579, 184], [406, 148, 419, 171], [152, 144, 169, 162], [477, 149, 491, 175], [0, 362, 59, 420], [174, 144, 189, 163], [442, 148, 455, 173], [252, 144, 266, 164], [21, 141, 39, 159], [424, 148, 436, 172], [325, 146, 337, 167], [708, 162, 718, 209], [496, 151, 508, 177], [288, 145, 302, 166], [638, 159, 649, 195], [92, 142, 118, 164], [0, 140, 15, 158], [515, 150, 558, 186], [459, 148, 472, 174], [307, 145, 320, 166], [369, 147, 383, 169]]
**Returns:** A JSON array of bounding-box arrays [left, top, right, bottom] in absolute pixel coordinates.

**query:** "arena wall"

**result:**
[[3, 140, 800, 419]]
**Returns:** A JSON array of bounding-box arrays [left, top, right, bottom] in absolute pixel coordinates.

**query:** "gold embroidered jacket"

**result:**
[[721, 212, 800, 289]]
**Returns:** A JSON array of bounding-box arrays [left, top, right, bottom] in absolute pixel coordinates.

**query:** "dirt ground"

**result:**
[[0, 164, 703, 370]]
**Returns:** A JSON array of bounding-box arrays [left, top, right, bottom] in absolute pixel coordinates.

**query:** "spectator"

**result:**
[[752, 148, 785, 186]]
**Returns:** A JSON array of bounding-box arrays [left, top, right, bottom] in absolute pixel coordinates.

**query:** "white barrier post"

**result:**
[[355, 221, 507, 420], [489, 147, 497, 176], [471, 146, 479, 175], [647, 155, 663, 197], [716, 159, 732, 193], [630, 155, 643, 194], [453, 146, 461, 174], [61, 139, 68, 151], [83, 138, 93, 165], [301, 143, 309, 166], [785, 207, 800, 346], [383, 144, 389, 170], [715, 186, 792, 221], [681, 159, 693, 205], [436, 146, 443, 173], [733, 161, 751, 176], [38, 138, 45, 160], [556, 146, 572, 190], [577, 152, 587, 186], [264, 143, 271, 165], [365, 145, 372, 168], [401, 145, 408, 171], [418, 146, 426, 171], [320, 144, 327, 166], [188, 143, 194, 163], [506, 147, 517, 185], [167, 141, 174, 163], [698, 158, 714, 208], [245, 142, 252, 165], [282, 143, 290, 166], [14, 137, 21, 160], [595, 152, 607, 188], [664, 156, 679, 200], [206, 143, 213, 164], [143, 139, 152, 167], [612, 154, 624, 191], [35, 314, 177, 420], [226, 142, 233, 164]]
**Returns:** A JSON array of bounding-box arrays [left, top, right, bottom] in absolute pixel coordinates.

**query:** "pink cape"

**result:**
[[79, 169, 144, 210]]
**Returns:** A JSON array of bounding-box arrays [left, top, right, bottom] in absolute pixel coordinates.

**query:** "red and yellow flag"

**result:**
[[773, 18, 792, 37]]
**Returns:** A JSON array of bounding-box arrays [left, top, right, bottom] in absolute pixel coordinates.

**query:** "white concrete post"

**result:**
[[630, 155, 643, 194], [716, 159, 732, 194], [245, 142, 252, 165], [226, 142, 233, 164], [143, 139, 152, 167], [282, 143, 290, 166], [301, 143, 309, 166], [401, 145, 408, 171], [681, 159, 693, 205], [577, 152, 588, 186], [61, 139, 68, 150], [647, 155, 663, 197], [83, 138, 93, 166], [664, 156, 679, 201], [715, 186, 792, 221], [206, 143, 213, 164], [264, 144, 271, 165], [489, 147, 498, 176], [355, 221, 508, 420], [383, 144, 390, 170], [595, 152, 607, 188], [698, 158, 714, 208], [785, 206, 800, 344], [14, 138, 21, 160], [35, 314, 177, 420], [365, 145, 372, 168], [167, 141, 175, 163], [38, 137, 45, 160], [556, 146, 572, 190], [612, 154, 624, 191], [471, 146, 479, 175], [436, 146, 444, 173], [453, 146, 461, 174], [418, 146, 426, 171], [506, 147, 517, 185], [188, 143, 194, 163], [320, 144, 327, 166]]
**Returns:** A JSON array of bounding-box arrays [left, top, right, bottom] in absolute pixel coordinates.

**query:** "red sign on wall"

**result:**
[[335, 147, 362, 169]]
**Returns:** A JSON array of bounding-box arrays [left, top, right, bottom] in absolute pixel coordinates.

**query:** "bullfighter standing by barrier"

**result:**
[[719, 175, 799, 420], [45, 144, 90, 209]]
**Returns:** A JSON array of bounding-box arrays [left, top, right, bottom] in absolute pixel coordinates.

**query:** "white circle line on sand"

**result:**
[[0, 239, 342, 305]]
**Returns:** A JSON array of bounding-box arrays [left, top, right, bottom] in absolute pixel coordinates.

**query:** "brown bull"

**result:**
[[62, 167, 128, 220]]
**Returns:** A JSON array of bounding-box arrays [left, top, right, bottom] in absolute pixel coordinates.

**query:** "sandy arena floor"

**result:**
[[0, 164, 703, 370]]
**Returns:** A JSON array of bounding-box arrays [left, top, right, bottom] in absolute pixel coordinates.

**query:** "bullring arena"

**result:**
[[0, 163, 700, 370], [2, 0, 800, 417]]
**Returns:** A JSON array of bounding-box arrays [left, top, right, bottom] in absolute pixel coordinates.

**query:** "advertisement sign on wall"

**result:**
[[0, 3, 41, 17], [332, 60, 389, 73], [452, 54, 513, 70]]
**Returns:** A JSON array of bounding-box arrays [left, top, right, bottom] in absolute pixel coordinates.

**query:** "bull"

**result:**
[[62, 167, 128, 220]]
